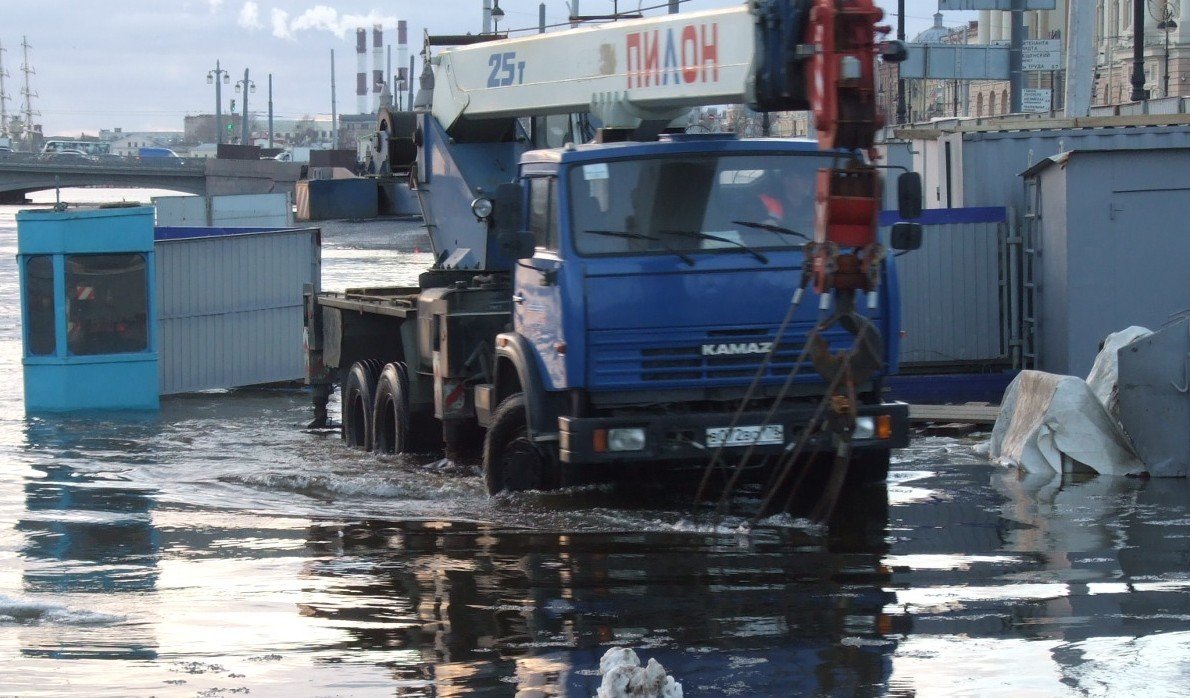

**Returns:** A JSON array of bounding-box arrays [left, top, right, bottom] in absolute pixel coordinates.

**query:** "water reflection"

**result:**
[[297, 487, 900, 695], [885, 459, 1190, 696], [15, 417, 162, 660]]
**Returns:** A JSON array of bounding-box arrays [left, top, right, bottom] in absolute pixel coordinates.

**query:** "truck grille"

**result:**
[[588, 325, 832, 389]]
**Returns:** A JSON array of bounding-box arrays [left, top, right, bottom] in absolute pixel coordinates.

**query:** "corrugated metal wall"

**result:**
[[155, 228, 320, 394], [892, 212, 1007, 367], [959, 124, 1190, 213], [154, 193, 293, 228]]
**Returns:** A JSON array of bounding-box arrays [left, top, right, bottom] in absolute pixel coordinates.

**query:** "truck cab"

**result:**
[[475, 136, 908, 492]]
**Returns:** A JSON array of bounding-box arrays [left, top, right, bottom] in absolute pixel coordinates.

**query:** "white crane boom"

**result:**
[[430, 6, 759, 131]]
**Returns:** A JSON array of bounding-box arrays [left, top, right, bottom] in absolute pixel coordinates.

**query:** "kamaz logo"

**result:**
[[701, 342, 773, 356]]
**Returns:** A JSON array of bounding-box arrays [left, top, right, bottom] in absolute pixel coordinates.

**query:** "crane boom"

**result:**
[[431, 7, 758, 131]]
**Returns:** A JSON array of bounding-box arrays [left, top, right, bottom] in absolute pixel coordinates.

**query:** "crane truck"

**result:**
[[304, 0, 923, 497]]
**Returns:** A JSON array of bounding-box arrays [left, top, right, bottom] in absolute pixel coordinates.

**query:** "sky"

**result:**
[[1, 0, 963, 137]]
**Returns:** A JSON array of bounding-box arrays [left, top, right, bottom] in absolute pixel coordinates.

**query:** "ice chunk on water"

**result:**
[[597, 647, 683, 698]]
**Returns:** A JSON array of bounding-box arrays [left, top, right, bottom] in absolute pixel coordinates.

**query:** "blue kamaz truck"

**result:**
[[305, 0, 920, 498]]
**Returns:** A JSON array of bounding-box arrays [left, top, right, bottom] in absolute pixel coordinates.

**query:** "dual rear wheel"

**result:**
[[341, 360, 438, 454]]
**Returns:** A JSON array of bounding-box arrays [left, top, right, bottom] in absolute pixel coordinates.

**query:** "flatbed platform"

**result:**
[[908, 403, 1000, 425]]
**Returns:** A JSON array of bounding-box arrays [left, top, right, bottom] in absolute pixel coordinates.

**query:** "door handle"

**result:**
[[512, 293, 525, 304]]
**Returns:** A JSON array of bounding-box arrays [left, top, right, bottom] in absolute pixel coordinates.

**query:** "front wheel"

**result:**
[[482, 393, 555, 495], [844, 448, 891, 486]]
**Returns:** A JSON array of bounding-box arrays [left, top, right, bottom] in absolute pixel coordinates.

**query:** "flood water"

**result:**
[[1, 190, 1187, 696]]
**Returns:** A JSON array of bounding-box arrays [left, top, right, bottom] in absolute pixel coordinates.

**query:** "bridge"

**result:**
[[0, 155, 305, 204]]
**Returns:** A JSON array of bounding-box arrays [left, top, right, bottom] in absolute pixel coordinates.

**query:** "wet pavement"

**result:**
[[0, 191, 1187, 696]]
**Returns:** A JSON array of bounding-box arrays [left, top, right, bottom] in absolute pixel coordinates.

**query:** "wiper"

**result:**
[[660, 229, 769, 264], [730, 220, 811, 242], [584, 230, 696, 266]]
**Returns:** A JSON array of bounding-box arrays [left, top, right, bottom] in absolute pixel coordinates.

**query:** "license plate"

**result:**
[[705, 424, 784, 448]]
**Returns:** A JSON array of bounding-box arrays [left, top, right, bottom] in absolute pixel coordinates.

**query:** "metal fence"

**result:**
[[886, 207, 1011, 370], [155, 227, 320, 395]]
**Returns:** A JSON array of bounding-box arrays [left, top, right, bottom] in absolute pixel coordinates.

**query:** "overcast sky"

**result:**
[[2, 0, 960, 137]]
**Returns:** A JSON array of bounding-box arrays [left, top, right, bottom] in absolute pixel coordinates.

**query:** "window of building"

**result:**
[[24, 256, 56, 356], [65, 253, 149, 356], [977, 93, 984, 117], [527, 177, 559, 250]]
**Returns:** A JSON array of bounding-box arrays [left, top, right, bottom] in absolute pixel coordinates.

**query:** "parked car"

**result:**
[[39, 150, 97, 163]]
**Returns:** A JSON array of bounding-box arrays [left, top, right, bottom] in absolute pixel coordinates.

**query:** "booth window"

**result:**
[[65, 253, 149, 355], [24, 256, 56, 356]]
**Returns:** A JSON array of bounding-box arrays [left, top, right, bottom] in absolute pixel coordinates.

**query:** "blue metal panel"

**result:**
[[303, 179, 378, 220], [16, 206, 155, 254]]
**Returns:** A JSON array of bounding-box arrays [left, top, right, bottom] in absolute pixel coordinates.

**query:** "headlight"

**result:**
[[852, 416, 875, 440], [607, 427, 647, 452], [470, 197, 494, 220]]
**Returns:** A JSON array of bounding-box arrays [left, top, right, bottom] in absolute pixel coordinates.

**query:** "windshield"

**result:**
[[568, 153, 829, 256]]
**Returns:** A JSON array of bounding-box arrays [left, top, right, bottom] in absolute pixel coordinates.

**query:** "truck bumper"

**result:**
[[557, 402, 909, 465]]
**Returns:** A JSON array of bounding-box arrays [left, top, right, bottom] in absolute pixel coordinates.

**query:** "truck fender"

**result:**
[[493, 332, 557, 438]]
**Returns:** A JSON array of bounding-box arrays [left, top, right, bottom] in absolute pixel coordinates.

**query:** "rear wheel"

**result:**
[[342, 360, 381, 450], [482, 393, 554, 495], [372, 362, 438, 454]]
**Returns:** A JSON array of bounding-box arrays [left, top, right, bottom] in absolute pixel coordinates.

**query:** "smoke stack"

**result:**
[[372, 24, 384, 112], [355, 27, 367, 115], [397, 20, 409, 110]]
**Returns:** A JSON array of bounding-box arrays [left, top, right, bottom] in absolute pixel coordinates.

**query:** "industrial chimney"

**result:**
[[372, 25, 384, 112], [355, 27, 367, 115], [397, 20, 409, 109]]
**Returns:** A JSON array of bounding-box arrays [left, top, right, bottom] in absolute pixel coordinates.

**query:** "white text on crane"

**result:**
[[625, 22, 720, 88]]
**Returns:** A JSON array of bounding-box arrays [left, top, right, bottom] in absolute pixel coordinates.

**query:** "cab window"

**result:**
[[527, 177, 559, 251]]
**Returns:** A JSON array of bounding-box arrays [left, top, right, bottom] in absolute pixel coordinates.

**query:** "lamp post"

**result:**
[[207, 60, 230, 145], [491, 0, 505, 33], [235, 69, 256, 146], [1130, 0, 1148, 101], [1149, 0, 1179, 97]]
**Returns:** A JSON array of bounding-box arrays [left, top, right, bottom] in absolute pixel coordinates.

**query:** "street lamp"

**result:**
[[235, 69, 256, 146], [207, 60, 230, 145], [491, 0, 505, 33], [1148, 0, 1179, 97]]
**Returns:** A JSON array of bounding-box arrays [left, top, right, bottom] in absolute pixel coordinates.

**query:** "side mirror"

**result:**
[[498, 231, 536, 260], [890, 222, 923, 251], [897, 172, 922, 220], [491, 182, 524, 236]]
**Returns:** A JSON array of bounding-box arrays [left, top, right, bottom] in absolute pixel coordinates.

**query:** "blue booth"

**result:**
[[17, 206, 159, 411]]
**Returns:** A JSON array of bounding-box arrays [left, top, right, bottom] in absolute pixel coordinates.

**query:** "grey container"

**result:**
[[155, 227, 320, 395], [1117, 314, 1190, 477]]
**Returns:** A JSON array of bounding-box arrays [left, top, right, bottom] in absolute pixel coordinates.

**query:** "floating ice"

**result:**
[[597, 647, 683, 698], [0, 594, 123, 626]]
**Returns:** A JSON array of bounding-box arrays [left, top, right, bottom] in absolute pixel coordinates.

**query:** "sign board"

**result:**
[[1022, 88, 1052, 112], [1022, 39, 1062, 71], [899, 44, 1010, 80], [939, 0, 1055, 9]]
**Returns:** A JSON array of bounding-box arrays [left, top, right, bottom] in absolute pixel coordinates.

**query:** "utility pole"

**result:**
[[236, 69, 255, 146], [895, 0, 906, 124], [268, 73, 274, 148], [19, 36, 38, 151], [1009, 1, 1023, 113]]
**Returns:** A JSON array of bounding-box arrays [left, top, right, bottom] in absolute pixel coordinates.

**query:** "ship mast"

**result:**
[[19, 36, 38, 149], [0, 40, 10, 139]]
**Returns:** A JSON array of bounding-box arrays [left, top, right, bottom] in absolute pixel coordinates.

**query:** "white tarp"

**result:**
[[988, 370, 1147, 476], [1085, 326, 1152, 418]]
